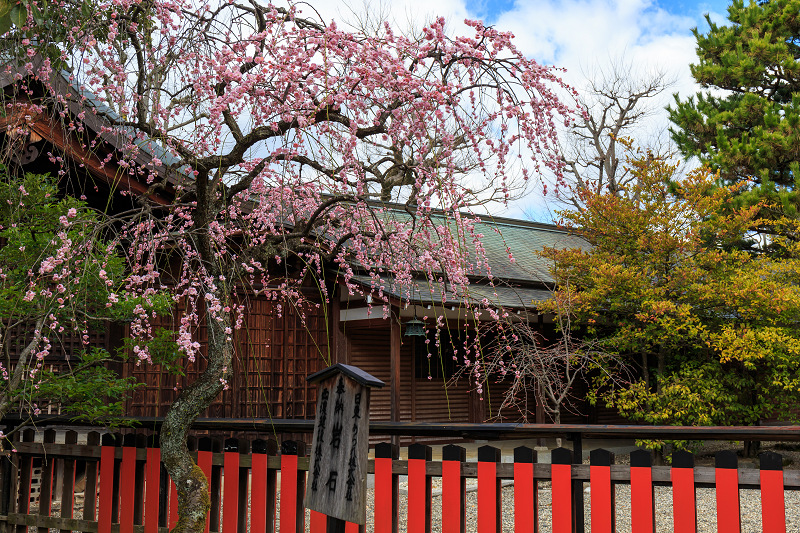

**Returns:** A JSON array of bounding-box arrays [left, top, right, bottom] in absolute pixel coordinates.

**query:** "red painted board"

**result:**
[[197, 450, 213, 533], [374, 456, 393, 533], [251, 452, 267, 533], [119, 445, 137, 533], [442, 460, 462, 533], [223, 450, 240, 533], [310, 510, 327, 533], [169, 478, 179, 529], [760, 469, 786, 533], [551, 464, 571, 533], [144, 448, 160, 533], [630, 466, 654, 533], [279, 453, 298, 533], [514, 462, 535, 533], [408, 458, 428, 533], [98, 445, 116, 533], [716, 468, 741, 533], [478, 461, 497, 533], [590, 464, 613, 533], [345, 522, 359, 533], [671, 468, 696, 533]]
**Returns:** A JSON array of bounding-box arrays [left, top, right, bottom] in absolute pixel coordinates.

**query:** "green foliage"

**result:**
[[120, 327, 184, 377], [669, 0, 800, 217], [0, 0, 104, 69], [0, 170, 124, 327], [0, 169, 172, 423], [31, 348, 139, 423], [541, 150, 800, 429]]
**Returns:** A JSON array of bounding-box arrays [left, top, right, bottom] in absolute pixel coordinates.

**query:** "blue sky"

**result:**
[[467, 0, 731, 24]]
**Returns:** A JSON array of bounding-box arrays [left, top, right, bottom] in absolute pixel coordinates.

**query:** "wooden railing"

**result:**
[[0, 420, 798, 532]]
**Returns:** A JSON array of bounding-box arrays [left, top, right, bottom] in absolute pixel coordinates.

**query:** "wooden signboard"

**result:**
[[305, 364, 384, 525]]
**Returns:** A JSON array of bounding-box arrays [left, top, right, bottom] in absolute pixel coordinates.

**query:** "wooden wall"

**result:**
[[123, 296, 330, 419], [347, 325, 472, 424]]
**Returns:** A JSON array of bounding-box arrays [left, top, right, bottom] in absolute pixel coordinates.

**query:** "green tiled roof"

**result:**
[[348, 211, 588, 310]]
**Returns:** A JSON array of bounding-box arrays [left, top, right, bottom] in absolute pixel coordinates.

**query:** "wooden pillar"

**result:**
[[329, 283, 351, 365], [535, 314, 546, 427], [390, 309, 401, 447], [330, 286, 344, 364], [469, 387, 485, 423], [410, 337, 417, 423]]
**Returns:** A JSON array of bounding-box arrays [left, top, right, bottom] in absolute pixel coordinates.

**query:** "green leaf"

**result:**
[[31, 2, 42, 25], [0, 0, 13, 18], [9, 4, 24, 27], [0, 13, 11, 34]]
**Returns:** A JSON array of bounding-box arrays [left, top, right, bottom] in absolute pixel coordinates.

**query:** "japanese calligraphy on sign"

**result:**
[[305, 364, 384, 525]]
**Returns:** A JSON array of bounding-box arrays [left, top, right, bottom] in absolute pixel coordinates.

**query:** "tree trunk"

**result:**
[[0, 318, 45, 422], [161, 308, 232, 533], [656, 347, 665, 393], [641, 352, 649, 388]]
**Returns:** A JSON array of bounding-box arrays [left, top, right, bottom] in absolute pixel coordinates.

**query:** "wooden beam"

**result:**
[[330, 289, 341, 364], [390, 310, 401, 446], [28, 117, 169, 205]]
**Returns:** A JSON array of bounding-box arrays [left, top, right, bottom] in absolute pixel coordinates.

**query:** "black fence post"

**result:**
[[569, 432, 584, 533]]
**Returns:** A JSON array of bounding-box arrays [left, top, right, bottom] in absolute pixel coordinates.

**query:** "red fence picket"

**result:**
[[477, 445, 501, 533], [551, 447, 572, 533], [197, 437, 214, 533], [408, 443, 433, 533], [144, 441, 161, 533], [760, 451, 786, 533], [672, 450, 697, 533], [374, 442, 398, 533], [169, 474, 179, 529], [630, 449, 655, 533], [310, 510, 327, 533], [279, 440, 306, 533], [97, 433, 117, 532], [715, 450, 741, 533], [120, 434, 137, 533], [442, 444, 466, 533], [251, 439, 272, 533], [513, 446, 537, 533], [589, 449, 614, 533], [223, 438, 241, 533]]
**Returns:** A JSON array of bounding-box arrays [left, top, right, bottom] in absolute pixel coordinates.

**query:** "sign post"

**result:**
[[305, 364, 384, 531]]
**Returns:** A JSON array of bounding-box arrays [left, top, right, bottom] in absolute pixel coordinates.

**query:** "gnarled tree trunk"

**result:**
[[160, 308, 232, 533]]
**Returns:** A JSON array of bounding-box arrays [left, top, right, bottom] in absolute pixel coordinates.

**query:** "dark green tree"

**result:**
[[669, 0, 800, 218]]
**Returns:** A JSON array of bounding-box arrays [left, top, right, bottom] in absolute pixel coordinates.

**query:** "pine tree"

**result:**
[[669, 0, 800, 217]]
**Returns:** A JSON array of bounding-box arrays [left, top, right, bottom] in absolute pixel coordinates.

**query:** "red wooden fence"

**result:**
[[1, 428, 799, 532]]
